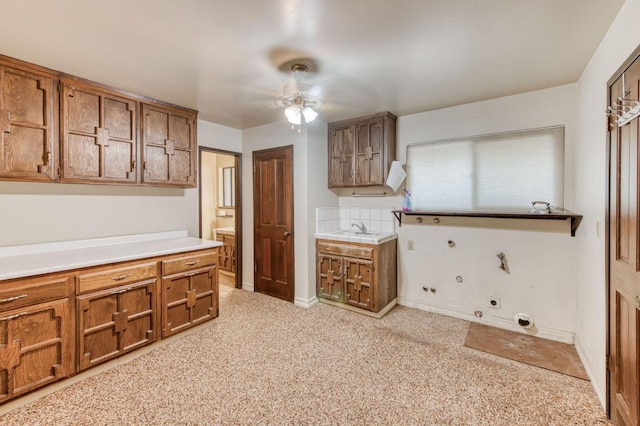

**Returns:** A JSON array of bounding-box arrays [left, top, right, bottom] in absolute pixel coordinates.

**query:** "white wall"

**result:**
[[241, 119, 337, 304], [574, 0, 640, 407], [339, 85, 580, 343], [0, 119, 240, 247], [304, 120, 339, 304]]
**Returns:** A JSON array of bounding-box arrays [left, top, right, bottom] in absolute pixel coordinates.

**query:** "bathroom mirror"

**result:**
[[218, 167, 235, 207]]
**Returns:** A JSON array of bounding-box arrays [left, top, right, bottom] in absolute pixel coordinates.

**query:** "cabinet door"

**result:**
[[61, 83, 137, 183], [162, 266, 217, 338], [317, 253, 344, 302], [355, 117, 384, 186], [0, 299, 73, 403], [344, 257, 374, 311], [0, 65, 56, 181], [218, 235, 236, 273], [141, 103, 196, 187], [328, 124, 355, 188], [77, 279, 157, 371]]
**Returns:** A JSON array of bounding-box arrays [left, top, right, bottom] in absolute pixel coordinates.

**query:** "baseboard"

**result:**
[[294, 296, 318, 308], [397, 297, 575, 344], [242, 281, 254, 291], [575, 336, 606, 410], [318, 298, 397, 318]]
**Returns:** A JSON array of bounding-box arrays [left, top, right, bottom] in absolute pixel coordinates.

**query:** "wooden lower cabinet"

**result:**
[[316, 239, 397, 314], [216, 232, 236, 273], [0, 273, 74, 403], [161, 266, 218, 338], [0, 247, 219, 404], [77, 279, 157, 371]]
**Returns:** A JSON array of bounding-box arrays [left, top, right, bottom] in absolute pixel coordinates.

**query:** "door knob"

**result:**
[[284, 231, 291, 237]]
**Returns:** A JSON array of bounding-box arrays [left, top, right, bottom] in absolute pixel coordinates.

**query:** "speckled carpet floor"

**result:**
[[0, 285, 609, 425]]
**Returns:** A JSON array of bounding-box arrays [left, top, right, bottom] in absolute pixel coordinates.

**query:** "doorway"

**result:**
[[199, 147, 242, 289], [253, 146, 294, 302]]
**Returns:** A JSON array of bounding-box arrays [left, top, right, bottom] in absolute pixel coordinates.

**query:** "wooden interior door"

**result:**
[[253, 146, 294, 302], [609, 57, 640, 426]]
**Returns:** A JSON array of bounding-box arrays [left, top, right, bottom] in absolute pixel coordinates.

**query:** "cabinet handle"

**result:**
[[0, 294, 27, 304], [110, 287, 132, 295], [0, 311, 28, 321], [111, 273, 133, 281], [185, 260, 199, 266]]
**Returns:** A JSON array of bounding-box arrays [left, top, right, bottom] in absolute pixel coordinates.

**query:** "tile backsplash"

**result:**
[[316, 206, 396, 233]]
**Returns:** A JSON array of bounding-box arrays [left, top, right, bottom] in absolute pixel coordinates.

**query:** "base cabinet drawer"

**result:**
[[77, 279, 157, 371], [0, 275, 71, 311], [76, 261, 157, 294], [0, 298, 74, 403], [161, 251, 217, 276], [162, 266, 218, 338]]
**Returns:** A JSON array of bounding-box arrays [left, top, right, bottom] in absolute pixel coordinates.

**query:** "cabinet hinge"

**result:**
[[57, 166, 61, 177], [143, 161, 147, 170], [254, 264, 258, 273]]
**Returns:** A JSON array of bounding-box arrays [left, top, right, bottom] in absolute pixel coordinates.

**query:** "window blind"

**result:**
[[405, 126, 564, 211]]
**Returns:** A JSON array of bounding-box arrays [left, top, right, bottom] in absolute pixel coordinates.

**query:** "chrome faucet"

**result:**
[[351, 222, 367, 234]]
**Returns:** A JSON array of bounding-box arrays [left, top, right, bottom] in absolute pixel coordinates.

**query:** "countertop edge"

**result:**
[[0, 234, 222, 281]]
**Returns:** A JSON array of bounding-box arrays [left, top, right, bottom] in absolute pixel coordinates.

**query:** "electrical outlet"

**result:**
[[408, 240, 414, 250], [488, 297, 501, 309]]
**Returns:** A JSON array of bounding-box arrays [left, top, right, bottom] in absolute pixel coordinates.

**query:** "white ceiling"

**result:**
[[0, 0, 625, 129]]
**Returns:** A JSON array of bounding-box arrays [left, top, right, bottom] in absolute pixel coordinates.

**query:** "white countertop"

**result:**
[[0, 231, 222, 281], [315, 231, 398, 245]]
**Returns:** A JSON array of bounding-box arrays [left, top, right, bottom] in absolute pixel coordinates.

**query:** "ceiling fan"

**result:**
[[229, 52, 380, 128], [275, 63, 323, 126]]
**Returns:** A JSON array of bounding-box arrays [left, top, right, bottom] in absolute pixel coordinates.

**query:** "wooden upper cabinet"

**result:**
[[141, 103, 197, 188], [328, 112, 396, 188], [0, 64, 56, 181], [60, 82, 138, 184], [328, 124, 354, 188], [0, 53, 199, 187]]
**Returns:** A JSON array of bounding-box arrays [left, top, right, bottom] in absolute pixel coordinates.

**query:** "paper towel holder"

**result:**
[[385, 161, 406, 193]]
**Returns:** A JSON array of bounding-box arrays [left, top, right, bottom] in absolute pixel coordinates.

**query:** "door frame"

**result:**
[[252, 145, 295, 302], [198, 146, 242, 289], [606, 43, 640, 419]]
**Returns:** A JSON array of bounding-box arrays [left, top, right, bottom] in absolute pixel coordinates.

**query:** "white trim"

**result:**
[[397, 297, 575, 344], [294, 296, 319, 308], [242, 282, 255, 292], [575, 336, 606, 409]]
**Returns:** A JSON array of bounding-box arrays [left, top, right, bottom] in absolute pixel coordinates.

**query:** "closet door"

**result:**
[[609, 58, 640, 426]]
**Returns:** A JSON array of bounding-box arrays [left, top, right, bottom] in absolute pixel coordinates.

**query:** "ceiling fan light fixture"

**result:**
[[276, 63, 323, 127], [302, 106, 318, 123], [285, 105, 302, 125]]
